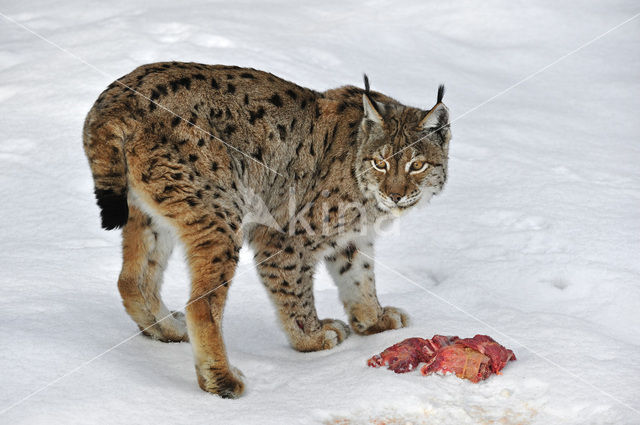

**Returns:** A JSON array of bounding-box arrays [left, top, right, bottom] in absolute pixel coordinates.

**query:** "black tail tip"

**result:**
[[95, 189, 128, 230], [437, 84, 445, 103]]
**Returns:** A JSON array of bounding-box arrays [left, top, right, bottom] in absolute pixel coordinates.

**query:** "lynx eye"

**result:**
[[410, 161, 424, 170], [371, 158, 388, 172], [409, 160, 427, 174]]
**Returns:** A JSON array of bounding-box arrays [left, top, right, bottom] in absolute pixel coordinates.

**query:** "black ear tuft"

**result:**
[[363, 74, 371, 93], [362, 74, 383, 119], [437, 84, 445, 104]]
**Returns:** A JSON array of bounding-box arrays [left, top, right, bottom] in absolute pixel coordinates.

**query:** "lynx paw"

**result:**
[[196, 364, 245, 399], [140, 310, 189, 342], [352, 306, 409, 335], [291, 319, 350, 352], [319, 318, 351, 348]]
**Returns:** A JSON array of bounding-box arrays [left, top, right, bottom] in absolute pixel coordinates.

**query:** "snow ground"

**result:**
[[1, 0, 639, 424]]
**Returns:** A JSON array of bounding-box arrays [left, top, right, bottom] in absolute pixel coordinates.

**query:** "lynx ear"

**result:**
[[420, 84, 449, 130], [362, 74, 383, 124]]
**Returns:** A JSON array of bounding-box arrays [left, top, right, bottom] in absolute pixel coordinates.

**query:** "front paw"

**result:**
[[290, 318, 350, 352], [351, 306, 410, 335]]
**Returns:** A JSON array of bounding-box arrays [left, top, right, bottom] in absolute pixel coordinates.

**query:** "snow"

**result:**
[[1, 0, 639, 424]]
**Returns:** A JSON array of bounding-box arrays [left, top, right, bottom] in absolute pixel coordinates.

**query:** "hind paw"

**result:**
[[140, 310, 189, 342]]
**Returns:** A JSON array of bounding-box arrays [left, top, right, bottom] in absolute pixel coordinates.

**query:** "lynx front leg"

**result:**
[[252, 232, 349, 352], [325, 236, 409, 335]]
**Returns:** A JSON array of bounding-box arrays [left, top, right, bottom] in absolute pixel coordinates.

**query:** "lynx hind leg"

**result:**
[[124, 128, 245, 397], [117, 205, 188, 342], [181, 217, 245, 398]]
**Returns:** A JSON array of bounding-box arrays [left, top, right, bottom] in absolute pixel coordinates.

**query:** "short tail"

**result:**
[[94, 188, 129, 230], [83, 111, 129, 230]]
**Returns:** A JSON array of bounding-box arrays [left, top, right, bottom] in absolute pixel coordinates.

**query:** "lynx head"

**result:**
[[356, 76, 451, 215]]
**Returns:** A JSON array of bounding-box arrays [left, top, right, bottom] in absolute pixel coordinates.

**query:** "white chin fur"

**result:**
[[390, 207, 403, 217]]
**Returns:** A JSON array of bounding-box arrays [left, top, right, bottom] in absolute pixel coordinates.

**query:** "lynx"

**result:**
[[83, 62, 451, 398]]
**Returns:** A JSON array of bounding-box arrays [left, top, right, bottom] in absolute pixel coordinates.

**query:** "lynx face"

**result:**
[[356, 86, 451, 214]]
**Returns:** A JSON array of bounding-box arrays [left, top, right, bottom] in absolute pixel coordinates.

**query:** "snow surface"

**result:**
[[1, 1, 639, 424]]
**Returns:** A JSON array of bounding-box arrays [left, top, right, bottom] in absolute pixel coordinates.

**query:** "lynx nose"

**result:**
[[388, 193, 402, 204]]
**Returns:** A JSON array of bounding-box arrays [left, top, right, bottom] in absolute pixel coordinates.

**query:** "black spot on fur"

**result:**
[[193, 73, 206, 81], [226, 83, 236, 94], [285, 89, 297, 100], [268, 93, 283, 107], [252, 147, 263, 161], [211, 77, 219, 89], [95, 189, 128, 230], [224, 124, 236, 136], [189, 154, 198, 162], [197, 138, 205, 147], [156, 84, 168, 96], [249, 107, 265, 124], [196, 240, 213, 249], [339, 263, 352, 274], [277, 124, 286, 140], [244, 94, 249, 105], [240, 72, 255, 79], [211, 161, 219, 171], [170, 77, 191, 92], [171, 116, 181, 127], [343, 243, 356, 261]]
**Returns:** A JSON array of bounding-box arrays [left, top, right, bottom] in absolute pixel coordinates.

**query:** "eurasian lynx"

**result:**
[[83, 62, 451, 398]]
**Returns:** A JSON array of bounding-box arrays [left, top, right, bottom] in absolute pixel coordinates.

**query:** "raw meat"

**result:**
[[421, 345, 492, 383], [455, 334, 517, 374], [368, 334, 516, 382], [367, 336, 458, 373]]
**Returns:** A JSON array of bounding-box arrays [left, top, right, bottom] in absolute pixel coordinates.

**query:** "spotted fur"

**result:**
[[83, 62, 451, 398]]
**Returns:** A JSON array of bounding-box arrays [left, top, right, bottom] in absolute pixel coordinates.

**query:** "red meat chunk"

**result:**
[[456, 334, 517, 373], [367, 335, 458, 373], [421, 345, 492, 382], [367, 334, 516, 382]]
